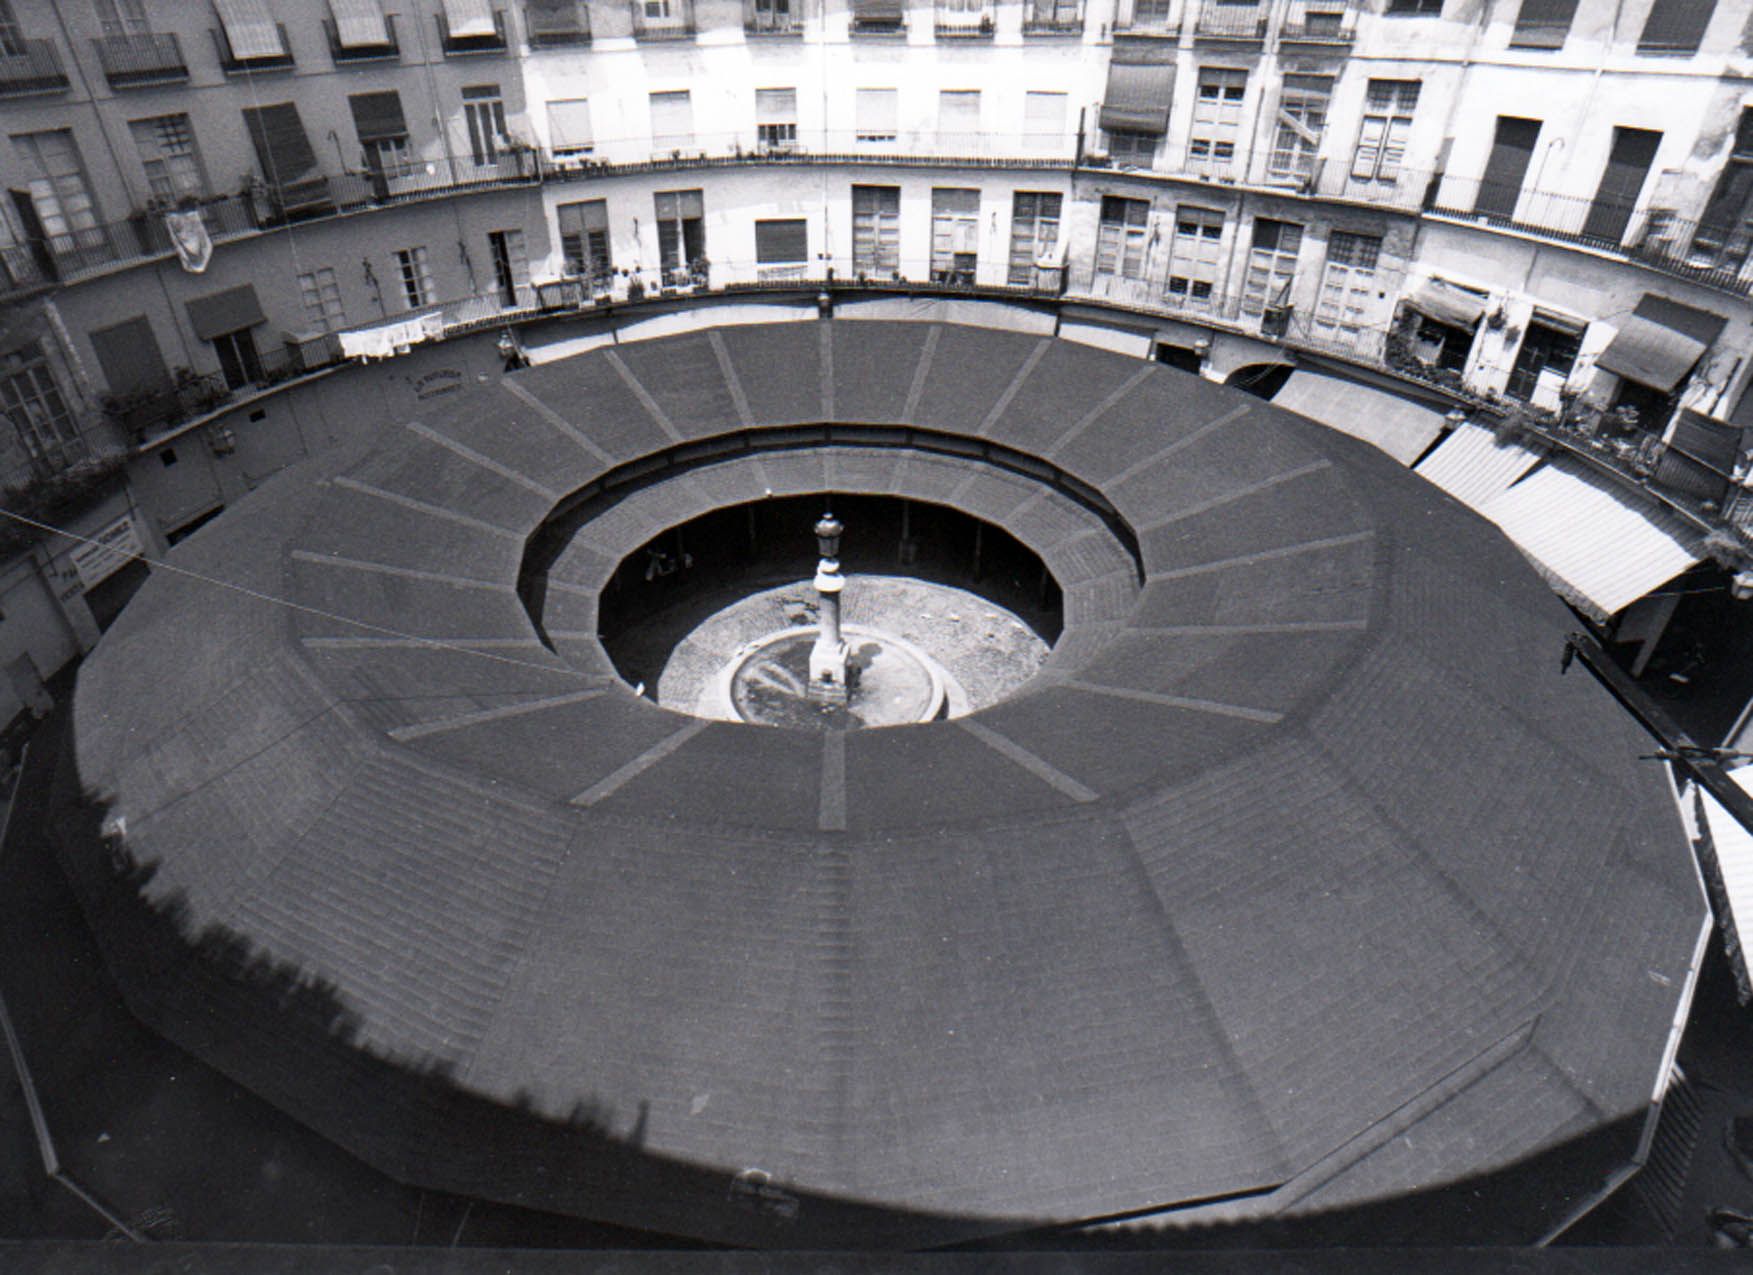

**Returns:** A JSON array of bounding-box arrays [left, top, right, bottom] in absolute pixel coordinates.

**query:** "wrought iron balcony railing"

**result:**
[[92, 32, 188, 87], [0, 37, 68, 95], [324, 14, 401, 62], [212, 22, 295, 73]]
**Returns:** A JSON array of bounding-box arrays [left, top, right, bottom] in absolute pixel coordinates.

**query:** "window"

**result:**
[[1241, 218, 1301, 314], [1505, 318, 1581, 402], [1268, 75, 1329, 184], [129, 114, 206, 204], [1167, 206, 1224, 309], [0, 0, 18, 54], [748, 0, 795, 33], [1509, 0, 1578, 48], [546, 98, 594, 156], [1384, 0, 1441, 11], [558, 199, 610, 280], [0, 345, 85, 477], [1007, 191, 1061, 285], [939, 90, 981, 151], [1023, 91, 1066, 151], [650, 89, 693, 152], [298, 267, 344, 329], [10, 130, 100, 250], [756, 88, 798, 152], [462, 85, 508, 165], [1474, 116, 1541, 218], [349, 92, 411, 176], [395, 245, 433, 309], [929, 188, 979, 283], [211, 328, 263, 391], [1351, 79, 1419, 183], [1312, 231, 1382, 347], [1127, 0, 1172, 26], [1637, 0, 1715, 54], [488, 229, 527, 306], [654, 189, 705, 281], [241, 102, 320, 192], [1693, 109, 1753, 268], [1095, 195, 1150, 279], [856, 88, 898, 143], [1582, 126, 1661, 244], [851, 184, 899, 276], [755, 218, 808, 275], [1107, 129, 1157, 165], [94, 0, 150, 36], [1187, 68, 1247, 175]]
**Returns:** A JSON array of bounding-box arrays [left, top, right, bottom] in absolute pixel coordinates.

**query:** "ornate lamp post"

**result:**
[[808, 510, 849, 703]]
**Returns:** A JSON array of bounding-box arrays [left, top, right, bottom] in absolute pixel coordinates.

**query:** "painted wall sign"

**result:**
[[69, 515, 143, 591]]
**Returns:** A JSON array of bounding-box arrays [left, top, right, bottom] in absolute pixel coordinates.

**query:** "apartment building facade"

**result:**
[[2, 0, 1753, 713]]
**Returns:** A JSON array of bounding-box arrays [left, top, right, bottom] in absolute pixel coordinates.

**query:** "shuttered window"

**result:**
[[1187, 67, 1247, 175], [1166, 206, 1224, 308], [1582, 126, 1661, 244], [1095, 195, 1149, 279], [1241, 218, 1300, 314], [650, 90, 693, 152], [1007, 191, 1061, 285], [851, 185, 899, 275], [756, 88, 797, 151], [242, 103, 319, 186], [1637, 0, 1715, 54], [755, 218, 808, 264], [856, 88, 898, 143], [929, 187, 979, 283], [1694, 109, 1753, 267], [1351, 80, 1418, 183], [557, 199, 609, 278], [1474, 116, 1542, 218], [1268, 75, 1329, 183], [1509, 0, 1578, 48], [939, 90, 980, 150], [547, 98, 594, 154], [1023, 91, 1065, 151], [1313, 231, 1382, 346], [348, 92, 407, 145]]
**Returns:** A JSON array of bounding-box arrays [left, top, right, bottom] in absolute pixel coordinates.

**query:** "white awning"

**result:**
[[1403, 278, 1490, 329], [329, 0, 389, 46], [441, 0, 498, 37], [1271, 370, 1447, 466], [1474, 457, 1703, 619], [213, 0, 284, 59], [1690, 766, 1753, 995], [1414, 421, 1543, 509]]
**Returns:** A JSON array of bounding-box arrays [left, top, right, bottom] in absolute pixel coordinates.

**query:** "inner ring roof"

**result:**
[[72, 320, 1706, 1247]]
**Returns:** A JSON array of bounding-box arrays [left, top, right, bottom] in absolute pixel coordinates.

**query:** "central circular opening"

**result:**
[[590, 493, 1063, 729]]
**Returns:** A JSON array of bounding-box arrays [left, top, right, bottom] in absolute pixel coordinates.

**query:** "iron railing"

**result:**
[[0, 38, 68, 95], [525, 1, 592, 44], [437, 9, 508, 53], [324, 14, 401, 61], [1280, 0, 1355, 42], [744, 0, 802, 34], [1193, 0, 1266, 39], [212, 22, 294, 73], [91, 32, 188, 87], [631, 0, 696, 39]]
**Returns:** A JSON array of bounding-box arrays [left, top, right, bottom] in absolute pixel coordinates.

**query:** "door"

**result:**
[[1474, 116, 1542, 218], [1582, 127, 1661, 245], [488, 229, 526, 306]]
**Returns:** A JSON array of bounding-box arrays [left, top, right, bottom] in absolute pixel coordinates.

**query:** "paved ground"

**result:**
[[653, 575, 1049, 718]]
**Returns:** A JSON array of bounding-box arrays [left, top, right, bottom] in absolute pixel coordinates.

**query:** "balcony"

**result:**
[[849, 0, 906, 36], [92, 32, 188, 87], [1192, 0, 1265, 41], [1114, 0, 1175, 34], [324, 14, 400, 62], [212, 23, 295, 73], [1279, 0, 1355, 44], [0, 38, 69, 96], [935, 1, 994, 37], [1022, 0, 1083, 34], [631, 0, 695, 39], [744, 0, 802, 35], [525, 1, 591, 45], [437, 9, 508, 54]]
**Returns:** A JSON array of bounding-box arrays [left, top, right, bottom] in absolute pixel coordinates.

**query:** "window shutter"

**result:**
[[1351, 116, 1385, 179], [442, 0, 498, 37], [213, 0, 283, 58], [1510, 0, 1578, 47], [756, 88, 797, 123], [856, 88, 898, 135], [330, 0, 390, 46], [650, 91, 693, 147], [90, 316, 171, 396], [547, 99, 594, 152], [755, 218, 808, 263], [242, 103, 318, 185], [348, 92, 407, 144], [1637, 0, 1715, 52]]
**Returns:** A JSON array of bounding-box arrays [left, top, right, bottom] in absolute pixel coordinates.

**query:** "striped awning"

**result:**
[[1100, 53, 1175, 136], [1653, 409, 1743, 504], [213, 0, 284, 59], [186, 284, 266, 341], [1414, 421, 1543, 509], [442, 0, 498, 37], [1475, 456, 1703, 619], [1690, 766, 1753, 999], [329, 0, 389, 46], [1403, 278, 1489, 329], [1271, 370, 1447, 466]]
